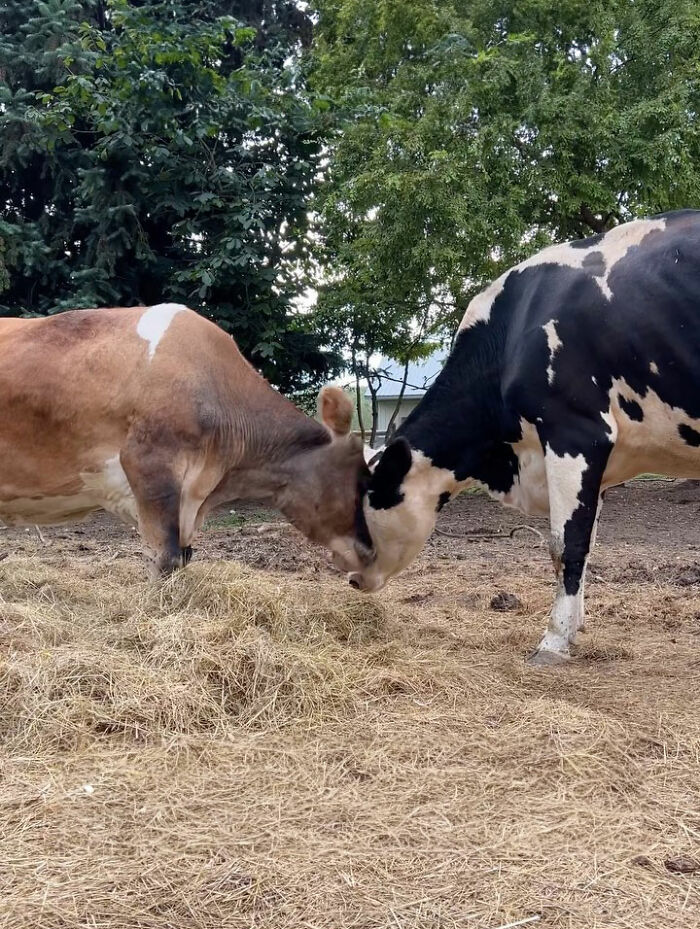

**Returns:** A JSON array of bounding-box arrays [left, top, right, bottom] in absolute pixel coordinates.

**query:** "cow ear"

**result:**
[[364, 444, 380, 467], [368, 436, 413, 507], [318, 386, 353, 439]]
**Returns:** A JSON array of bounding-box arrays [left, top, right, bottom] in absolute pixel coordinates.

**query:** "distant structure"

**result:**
[[366, 351, 445, 447]]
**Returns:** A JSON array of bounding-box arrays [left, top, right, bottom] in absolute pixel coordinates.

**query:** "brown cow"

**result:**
[[0, 304, 373, 576]]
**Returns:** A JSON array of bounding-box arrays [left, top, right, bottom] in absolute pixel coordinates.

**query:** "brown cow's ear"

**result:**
[[318, 386, 353, 439]]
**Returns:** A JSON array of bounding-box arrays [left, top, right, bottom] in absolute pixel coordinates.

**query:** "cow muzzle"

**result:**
[[347, 571, 385, 592]]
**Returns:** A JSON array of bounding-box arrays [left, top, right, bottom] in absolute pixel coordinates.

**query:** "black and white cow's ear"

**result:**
[[365, 445, 383, 469], [318, 386, 353, 439], [368, 436, 413, 508]]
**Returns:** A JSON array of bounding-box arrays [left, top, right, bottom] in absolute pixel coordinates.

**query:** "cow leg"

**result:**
[[135, 480, 186, 578], [577, 491, 605, 634], [529, 441, 611, 666], [120, 447, 188, 578]]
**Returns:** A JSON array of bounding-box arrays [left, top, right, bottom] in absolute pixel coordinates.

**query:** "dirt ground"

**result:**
[[2, 480, 700, 929], [4, 478, 700, 592]]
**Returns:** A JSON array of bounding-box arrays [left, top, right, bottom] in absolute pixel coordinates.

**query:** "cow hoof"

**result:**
[[181, 545, 193, 566], [527, 648, 571, 668]]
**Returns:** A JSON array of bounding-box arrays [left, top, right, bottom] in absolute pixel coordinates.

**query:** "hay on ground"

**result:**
[[0, 553, 699, 928]]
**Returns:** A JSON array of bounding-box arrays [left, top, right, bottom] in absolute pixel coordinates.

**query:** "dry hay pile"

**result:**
[[1, 553, 700, 929]]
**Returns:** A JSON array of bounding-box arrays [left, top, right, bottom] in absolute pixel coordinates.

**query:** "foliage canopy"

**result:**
[[313, 0, 700, 339], [3, 0, 700, 401], [0, 0, 336, 391]]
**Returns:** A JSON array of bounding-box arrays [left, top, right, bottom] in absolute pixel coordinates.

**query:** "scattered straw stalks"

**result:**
[[1, 550, 700, 928]]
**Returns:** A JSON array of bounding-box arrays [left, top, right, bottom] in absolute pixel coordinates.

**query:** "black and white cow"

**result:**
[[350, 210, 700, 665]]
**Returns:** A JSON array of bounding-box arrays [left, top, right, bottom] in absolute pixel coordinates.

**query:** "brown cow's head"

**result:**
[[279, 387, 375, 574]]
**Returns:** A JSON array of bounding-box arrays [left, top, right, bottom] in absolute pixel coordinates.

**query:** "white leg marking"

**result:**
[[137, 303, 188, 359], [537, 590, 582, 656], [531, 448, 588, 662]]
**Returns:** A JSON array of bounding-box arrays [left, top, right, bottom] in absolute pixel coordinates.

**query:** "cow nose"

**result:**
[[348, 573, 362, 590]]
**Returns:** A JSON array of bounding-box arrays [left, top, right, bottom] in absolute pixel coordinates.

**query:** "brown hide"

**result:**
[[0, 304, 369, 576]]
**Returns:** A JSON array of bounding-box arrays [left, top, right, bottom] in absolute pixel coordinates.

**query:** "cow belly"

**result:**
[[0, 455, 138, 527], [500, 420, 550, 516], [0, 493, 101, 526], [603, 384, 700, 485], [80, 455, 138, 524]]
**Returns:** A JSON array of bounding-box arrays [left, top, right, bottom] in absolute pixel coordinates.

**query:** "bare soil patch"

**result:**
[[1, 480, 700, 928]]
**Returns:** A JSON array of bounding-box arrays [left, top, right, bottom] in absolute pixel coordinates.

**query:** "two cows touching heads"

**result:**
[[318, 390, 431, 594]]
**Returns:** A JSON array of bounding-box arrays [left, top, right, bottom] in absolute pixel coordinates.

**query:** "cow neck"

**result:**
[[217, 395, 332, 509], [396, 324, 514, 487]]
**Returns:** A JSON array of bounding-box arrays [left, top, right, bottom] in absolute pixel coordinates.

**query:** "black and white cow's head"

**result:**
[[349, 437, 456, 591]]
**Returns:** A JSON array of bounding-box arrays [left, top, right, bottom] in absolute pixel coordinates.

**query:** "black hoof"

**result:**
[[181, 546, 193, 566]]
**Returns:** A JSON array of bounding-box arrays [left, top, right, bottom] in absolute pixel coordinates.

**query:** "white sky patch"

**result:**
[[543, 319, 562, 385], [137, 304, 187, 360]]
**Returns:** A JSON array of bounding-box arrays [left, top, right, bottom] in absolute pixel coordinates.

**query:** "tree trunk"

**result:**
[[355, 372, 365, 443], [578, 204, 616, 234], [384, 357, 411, 441], [367, 377, 379, 448]]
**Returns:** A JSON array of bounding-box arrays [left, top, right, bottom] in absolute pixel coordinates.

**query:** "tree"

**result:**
[[313, 278, 442, 444], [0, 0, 338, 392], [312, 0, 700, 342]]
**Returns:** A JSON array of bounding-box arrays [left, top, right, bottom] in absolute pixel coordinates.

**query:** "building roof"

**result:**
[[366, 351, 446, 399]]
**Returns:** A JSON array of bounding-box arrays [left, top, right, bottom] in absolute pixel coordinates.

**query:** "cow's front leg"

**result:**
[[121, 440, 189, 578], [575, 490, 605, 634], [529, 441, 610, 666], [134, 481, 186, 579]]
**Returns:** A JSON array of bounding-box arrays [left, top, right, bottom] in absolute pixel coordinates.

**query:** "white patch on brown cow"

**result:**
[[459, 217, 667, 330], [137, 303, 187, 359], [543, 320, 562, 385], [80, 455, 138, 524]]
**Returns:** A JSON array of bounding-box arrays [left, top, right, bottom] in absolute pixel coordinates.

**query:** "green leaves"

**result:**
[[4, 0, 699, 394], [310, 0, 700, 389], [0, 0, 335, 391]]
